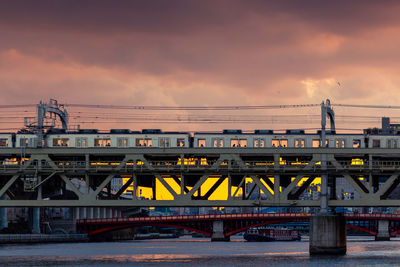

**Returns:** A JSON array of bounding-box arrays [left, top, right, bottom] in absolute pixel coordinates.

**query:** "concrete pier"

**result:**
[[29, 208, 41, 234], [375, 220, 390, 241], [211, 220, 229, 241], [0, 196, 7, 230], [309, 214, 346, 255]]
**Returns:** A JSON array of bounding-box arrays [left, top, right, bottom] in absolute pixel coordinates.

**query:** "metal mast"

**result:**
[[24, 99, 69, 147]]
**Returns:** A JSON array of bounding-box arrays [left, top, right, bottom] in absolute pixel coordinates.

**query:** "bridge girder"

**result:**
[[1, 148, 400, 207]]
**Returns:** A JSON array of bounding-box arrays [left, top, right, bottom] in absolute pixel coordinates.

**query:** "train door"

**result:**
[[254, 138, 265, 148], [212, 138, 224, 147], [159, 137, 170, 148]]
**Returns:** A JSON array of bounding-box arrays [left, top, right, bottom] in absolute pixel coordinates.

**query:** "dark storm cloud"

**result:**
[[1, 1, 399, 34], [0, 0, 400, 111]]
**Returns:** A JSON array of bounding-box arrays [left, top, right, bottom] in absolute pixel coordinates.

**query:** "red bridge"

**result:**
[[76, 213, 400, 241]]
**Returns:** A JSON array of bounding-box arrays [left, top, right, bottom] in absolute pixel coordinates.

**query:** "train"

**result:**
[[0, 117, 398, 149]]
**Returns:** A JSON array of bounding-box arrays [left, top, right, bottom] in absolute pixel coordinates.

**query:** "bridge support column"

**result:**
[[29, 208, 41, 234], [211, 220, 229, 241], [309, 214, 346, 255], [375, 220, 390, 241], [0, 196, 7, 230]]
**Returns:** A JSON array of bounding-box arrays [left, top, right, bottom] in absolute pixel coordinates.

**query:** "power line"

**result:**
[[64, 103, 320, 110], [333, 104, 400, 109], [0, 104, 36, 109]]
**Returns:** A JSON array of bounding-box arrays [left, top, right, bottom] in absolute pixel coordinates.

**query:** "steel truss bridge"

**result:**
[[76, 213, 400, 238], [2, 147, 400, 207]]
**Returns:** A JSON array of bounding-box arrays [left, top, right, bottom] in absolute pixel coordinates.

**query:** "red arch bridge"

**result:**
[[76, 213, 400, 241]]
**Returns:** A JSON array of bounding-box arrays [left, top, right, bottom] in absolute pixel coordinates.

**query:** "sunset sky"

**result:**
[[2, 1, 400, 131]]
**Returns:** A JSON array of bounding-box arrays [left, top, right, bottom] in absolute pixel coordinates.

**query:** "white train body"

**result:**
[[194, 130, 369, 149], [45, 130, 190, 148], [0, 127, 398, 149]]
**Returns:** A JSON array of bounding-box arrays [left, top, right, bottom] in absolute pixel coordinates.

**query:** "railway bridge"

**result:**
[[2, 100, 400, 254]]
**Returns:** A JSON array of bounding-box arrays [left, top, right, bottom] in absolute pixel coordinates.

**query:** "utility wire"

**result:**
[[64, 103, 320, 110]]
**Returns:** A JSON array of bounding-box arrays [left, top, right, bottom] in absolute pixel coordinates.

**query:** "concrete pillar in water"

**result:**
[[211, 220, 229, 241], [375, 220, 390, 241], [309, 214, 346, 255], [0, 196, 7, 230], [30, 208, 41, 234]]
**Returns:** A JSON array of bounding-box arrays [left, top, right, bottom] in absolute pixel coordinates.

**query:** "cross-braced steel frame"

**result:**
[[1, 148, 400, 207]]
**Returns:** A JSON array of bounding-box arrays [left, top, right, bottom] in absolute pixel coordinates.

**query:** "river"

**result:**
[[1, 236, 400, 266]]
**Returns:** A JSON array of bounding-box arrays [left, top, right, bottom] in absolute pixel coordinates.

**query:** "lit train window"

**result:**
[[312, 139, 321, 148], [177, 138, 185, 147], [353, 139, 361, 148], [254, 138, 265, 147], [94, 138, 111, 147], [239, 139, 247, 147], [272, 139, 288, 147], [117, 138, 129, 147], [197, 139, 206, 147], [53, 138, 70, 147], [76, 138, 87, 147], [136, 138, 152, 147], [213, 138, 224, 147], [230, 139, 247, 147], [0, 139, 8, 147]]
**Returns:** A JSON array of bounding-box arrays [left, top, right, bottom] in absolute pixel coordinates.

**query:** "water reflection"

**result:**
[[2, 237, 400, 266]]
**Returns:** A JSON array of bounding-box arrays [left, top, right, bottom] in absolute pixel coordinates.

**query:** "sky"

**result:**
[[2, 0, 400, 131]]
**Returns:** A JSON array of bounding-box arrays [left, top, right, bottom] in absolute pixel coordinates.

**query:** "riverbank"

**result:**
[[0, 234, 88, 244]]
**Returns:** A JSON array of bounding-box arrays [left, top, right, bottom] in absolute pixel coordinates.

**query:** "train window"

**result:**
[[177, 138, 185, 147], [212, 138, 224, 147], [0, 139, 8, 147], [136, 138, 152, 147], [159, 138, 170, 148], [20, 138, 29, 147], [198, 139, 206, 147], [230, 139, 247, 147], [335, 139, 345, 148], [271, 139, 279, 147], [239, 139, 247, 147], [76, 138, 87, 148], [94, 138, 111, 147], [388, 139, 398, 148], [295, 139, 305, 148], [53, 138, 70, 147], [372, 139, 381, 148], [254, 138, 265, 147], [117, 138, 129, 148], [272, 139, 288, 147], [230, 139, 239, 147], [312, 139, 321, 147], [353, 139, 361, 148], [280, 139, 288, 147]]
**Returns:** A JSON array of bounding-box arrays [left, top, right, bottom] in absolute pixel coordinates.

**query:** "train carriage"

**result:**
[[45, 129, 190, 148]]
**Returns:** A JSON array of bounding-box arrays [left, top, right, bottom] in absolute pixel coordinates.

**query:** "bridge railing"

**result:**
[[4, 159, 400, 172]]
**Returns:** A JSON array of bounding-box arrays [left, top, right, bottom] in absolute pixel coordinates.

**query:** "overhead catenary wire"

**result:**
[[64, 103, 320, 110], [4, 101, 400, 132], [333, 104, 400, 109]]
